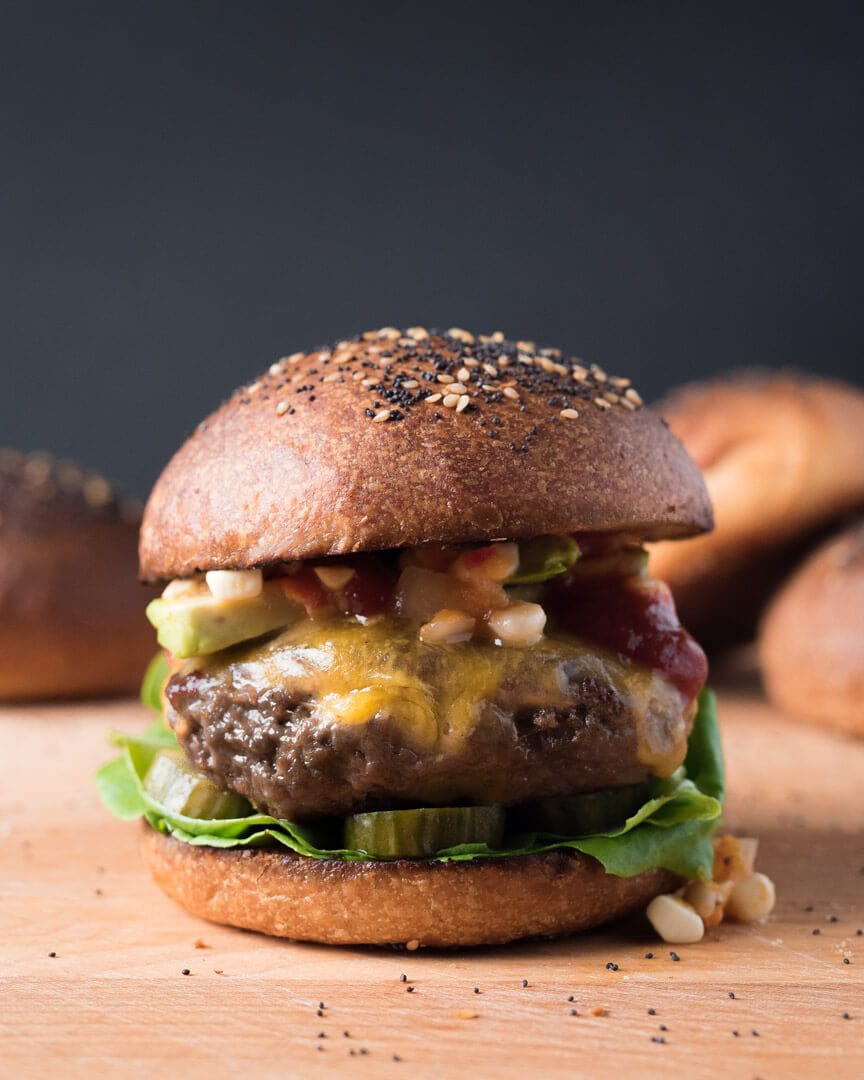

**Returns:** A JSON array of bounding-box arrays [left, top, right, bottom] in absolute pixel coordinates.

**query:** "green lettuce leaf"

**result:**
[[140, 651, 171, 713], [96, 689, 723, 880]]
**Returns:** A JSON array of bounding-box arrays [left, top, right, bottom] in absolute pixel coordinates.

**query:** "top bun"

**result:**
[[0, 449, 157, 700], [140, 328, 712, 580], [649, 372, 864, 646]]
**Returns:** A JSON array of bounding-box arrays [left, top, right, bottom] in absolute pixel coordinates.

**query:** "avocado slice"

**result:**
[[146, 584, 301, 658]]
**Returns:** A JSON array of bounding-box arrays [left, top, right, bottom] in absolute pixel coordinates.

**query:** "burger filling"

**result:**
[[98, 534, 724, 879]]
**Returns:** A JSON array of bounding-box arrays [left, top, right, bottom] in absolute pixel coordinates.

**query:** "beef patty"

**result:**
[[164, 617, 690, 820]]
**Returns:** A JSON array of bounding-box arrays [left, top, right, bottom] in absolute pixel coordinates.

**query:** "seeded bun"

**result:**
[[140, 328, 712, 580], [649, 374, 864, 646], [759, 522, 864, 738], [141, 825, 676, 947], [0, 450, 157, 701]]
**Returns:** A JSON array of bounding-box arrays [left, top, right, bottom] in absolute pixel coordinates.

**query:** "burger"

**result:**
[[98, 326, 726, 947]]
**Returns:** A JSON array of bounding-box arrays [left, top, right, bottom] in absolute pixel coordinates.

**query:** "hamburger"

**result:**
[[98, 326, 727, 947], [0, 449, 156, 700]]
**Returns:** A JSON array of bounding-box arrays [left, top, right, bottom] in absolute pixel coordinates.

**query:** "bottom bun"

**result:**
[[141, 826, 677, 947]]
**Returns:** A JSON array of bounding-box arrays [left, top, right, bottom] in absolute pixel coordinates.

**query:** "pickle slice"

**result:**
[[517, 783, 651, 836], [143, 749, 252, 819], [344, 805, 505, 858], [508, 535, 580, 584]]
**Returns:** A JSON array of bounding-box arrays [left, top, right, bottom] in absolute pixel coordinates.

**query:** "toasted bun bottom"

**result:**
[[141, 826, 677, 947]]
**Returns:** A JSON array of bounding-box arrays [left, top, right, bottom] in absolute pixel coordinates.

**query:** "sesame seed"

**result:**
[[625, 387, 643, 406], [482, 362, 498, 376], [406, 326, 428, 339], [620, 398, 637, 410], [497, 356, 510, 367], [275, 401, 290, 416], [378, 327, 400, 339], [437, 373, 454, 384], [560, 408, 579, 419], [610, 376, 631, 388], [603, 391, 620, 404], [269, 362, 285, 376], [456, 394, 470, 413], [400, 379, 419, 389], [425, 392, 443, 404], [321, 372, 341, 383], [594, 397, 611, 409], [503, 387, 520, 400], [442, 394, 461, 408], [445, 383, 467, 395], [457, 367, 471, 382], [361, 378, 377, 388], [517, 352, 535, 365], [372, 409, 392, 423], [351, 370, 364, 380]]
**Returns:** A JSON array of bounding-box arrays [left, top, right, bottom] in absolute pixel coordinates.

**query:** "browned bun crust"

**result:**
[[141, 825, 676, 947], [140, 328, 712, 581], [0, 450, 157, 701], [649, 374, 864, 647], [759, 522, 864, 737]]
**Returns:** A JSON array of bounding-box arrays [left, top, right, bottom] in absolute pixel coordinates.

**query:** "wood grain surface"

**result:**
[[1, 682, 862, 1079]]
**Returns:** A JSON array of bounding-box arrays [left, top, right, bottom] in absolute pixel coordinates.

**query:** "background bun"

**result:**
[[140, 328, 712, 580], [142, 826, 677, 947], [648, 374, 864, 647], [760, 521, 864, 737], [0, 449, 157, 701]]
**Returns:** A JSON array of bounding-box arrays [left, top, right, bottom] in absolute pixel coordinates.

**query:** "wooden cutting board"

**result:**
[[1, 684, 862, 1079]]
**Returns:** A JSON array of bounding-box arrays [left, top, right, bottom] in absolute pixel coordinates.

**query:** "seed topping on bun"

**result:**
[[238, 327, 644, 456]]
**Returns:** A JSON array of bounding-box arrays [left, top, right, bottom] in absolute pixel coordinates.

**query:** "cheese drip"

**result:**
[[185, 615, 690, 776]]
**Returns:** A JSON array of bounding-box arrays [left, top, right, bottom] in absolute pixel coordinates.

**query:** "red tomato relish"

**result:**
[[545, 571, 707, 706]]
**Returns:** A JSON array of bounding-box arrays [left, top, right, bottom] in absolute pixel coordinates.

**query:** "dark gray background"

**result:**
[[2, 1, 862, 498]]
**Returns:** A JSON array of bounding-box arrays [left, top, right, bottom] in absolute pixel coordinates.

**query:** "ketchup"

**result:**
[[545, 570, 707, 706], [341, 557, 395, 617]]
